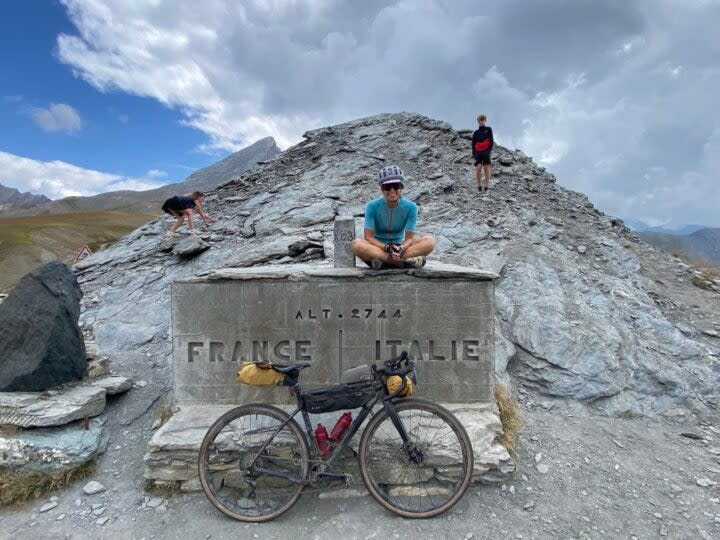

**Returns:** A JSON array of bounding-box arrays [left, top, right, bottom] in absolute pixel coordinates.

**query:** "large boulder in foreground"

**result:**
[[0, 261, 86, 391]]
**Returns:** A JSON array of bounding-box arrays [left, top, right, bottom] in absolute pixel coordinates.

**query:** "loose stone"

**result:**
[[83, 481, 106, 495], [39, 501, 58, 513], [146, 497, 165, 508]]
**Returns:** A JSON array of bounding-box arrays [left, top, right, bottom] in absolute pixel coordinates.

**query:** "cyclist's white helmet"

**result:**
[[377, 165, 405, 185]]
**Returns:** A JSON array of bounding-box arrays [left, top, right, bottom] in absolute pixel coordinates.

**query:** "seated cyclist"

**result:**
[[351, 165, 435, 269]]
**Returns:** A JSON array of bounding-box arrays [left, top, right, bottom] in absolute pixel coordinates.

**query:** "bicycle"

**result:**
[[198, 351, 474, 522]]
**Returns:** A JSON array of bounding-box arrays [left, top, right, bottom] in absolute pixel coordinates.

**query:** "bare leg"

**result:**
[[402, 236, 436, 258], [169, 213, 185, 234], [184, 209, 195, 232], [483, 164, 492, 189], [351, 238, 393, 264], [474, 164, 482, 189]]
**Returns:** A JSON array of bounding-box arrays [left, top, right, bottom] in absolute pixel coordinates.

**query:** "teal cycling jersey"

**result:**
[[363, 197, 417, 244]]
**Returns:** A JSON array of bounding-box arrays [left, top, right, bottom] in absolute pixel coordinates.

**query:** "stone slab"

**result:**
[[90, 376, 133, 396], [143, 403, 514, 490], [173, 264, 496, 404], [192, 261, 499, 282], [0, 418, 107, 472], [0, 385, 106, 428]]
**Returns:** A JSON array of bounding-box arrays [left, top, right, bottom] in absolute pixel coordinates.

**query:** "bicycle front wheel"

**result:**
[[358, 398, 474, 518], [198, 404, 310, 522]]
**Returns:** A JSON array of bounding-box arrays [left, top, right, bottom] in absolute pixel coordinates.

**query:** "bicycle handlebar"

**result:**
[[378, 350, 414, 377], [375, 350, 416, 399]]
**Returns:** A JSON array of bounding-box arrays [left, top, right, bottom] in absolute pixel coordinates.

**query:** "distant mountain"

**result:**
[[626, 220, 707, 236], [638, 227, 720, 267], [3, 137, 280, 216], [0, 183, 50, 209], [0, 137, 280, 291]]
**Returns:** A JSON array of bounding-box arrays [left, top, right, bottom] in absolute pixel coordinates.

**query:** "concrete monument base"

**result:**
[[143, 402, 515, 492]]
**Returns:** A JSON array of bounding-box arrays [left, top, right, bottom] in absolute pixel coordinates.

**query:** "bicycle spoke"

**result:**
[[199, 406, 309, 522], [360, 401, 471, 517]]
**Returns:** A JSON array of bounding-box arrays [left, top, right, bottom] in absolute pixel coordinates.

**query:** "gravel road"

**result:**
[[3, 395, 719, 540]]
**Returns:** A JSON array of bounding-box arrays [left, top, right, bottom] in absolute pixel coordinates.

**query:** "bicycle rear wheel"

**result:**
[[198, 404, 309, 522], [358, 398, 473, 518]]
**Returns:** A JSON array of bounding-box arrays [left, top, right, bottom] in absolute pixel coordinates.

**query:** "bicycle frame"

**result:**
[[249, 384, 414, 486]]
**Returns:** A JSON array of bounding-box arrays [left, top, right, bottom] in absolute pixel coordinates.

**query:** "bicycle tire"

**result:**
[[358, 398, 474, 518], [198, 403, 310, 522]]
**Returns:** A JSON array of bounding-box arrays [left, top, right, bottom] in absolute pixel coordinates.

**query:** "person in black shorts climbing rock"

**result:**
[[161, 191, 215, 236], [472, 114, 494, 193]]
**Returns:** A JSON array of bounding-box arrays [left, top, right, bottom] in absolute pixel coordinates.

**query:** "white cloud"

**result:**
[[107, 178, 167, 191], [31, 103, 83, 134], [146, 169, 167, 178], [53, 0, 720, 225], [0, 151, 166, 199]]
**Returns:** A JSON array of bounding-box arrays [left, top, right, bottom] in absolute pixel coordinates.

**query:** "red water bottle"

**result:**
[[330, 412, 352, 442], [315, 423, 332, 457]]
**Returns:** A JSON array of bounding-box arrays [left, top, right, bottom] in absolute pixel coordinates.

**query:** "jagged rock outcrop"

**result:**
[[0, 182, 51, 210], [0, 262, 86, 391], [73, 113, 720, 418]]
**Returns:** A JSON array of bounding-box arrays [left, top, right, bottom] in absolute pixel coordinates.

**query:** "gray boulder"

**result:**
[[172, 236, 210, 257], [0, 262, 86, 391]]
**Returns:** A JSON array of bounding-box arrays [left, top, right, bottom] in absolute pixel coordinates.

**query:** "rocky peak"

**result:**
[[73, 112, 720, 418], [0, 182, 51, 210]]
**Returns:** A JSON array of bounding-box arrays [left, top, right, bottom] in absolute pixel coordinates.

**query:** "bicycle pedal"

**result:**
[[344, 474, 353, 487]]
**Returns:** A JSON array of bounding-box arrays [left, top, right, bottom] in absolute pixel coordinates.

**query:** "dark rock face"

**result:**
[[0, 261, 86, 391]]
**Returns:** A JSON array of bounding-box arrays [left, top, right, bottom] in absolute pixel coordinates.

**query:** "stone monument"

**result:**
[[144, 259, 514, 491], [172, 262, 496, 404]]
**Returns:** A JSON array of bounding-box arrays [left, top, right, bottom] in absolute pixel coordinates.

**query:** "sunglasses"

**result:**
[[382, 183, 404, 191]]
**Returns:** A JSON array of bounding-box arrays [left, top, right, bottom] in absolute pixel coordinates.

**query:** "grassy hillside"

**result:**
[[0, 211, 160, 292]]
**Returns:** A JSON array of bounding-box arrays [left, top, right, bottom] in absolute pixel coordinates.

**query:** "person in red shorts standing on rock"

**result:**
[[472, 114, 494, 193]]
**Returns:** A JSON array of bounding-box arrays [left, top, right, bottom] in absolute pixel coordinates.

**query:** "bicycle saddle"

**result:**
[[271, 362, 311, 375]]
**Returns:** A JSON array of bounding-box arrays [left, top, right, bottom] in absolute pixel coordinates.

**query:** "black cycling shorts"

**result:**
[[474, 151, 491, 166], [162, 196, 187, 215]]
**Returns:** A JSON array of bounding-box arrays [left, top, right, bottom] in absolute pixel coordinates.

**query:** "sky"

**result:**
[[1, 0, 719, 227]]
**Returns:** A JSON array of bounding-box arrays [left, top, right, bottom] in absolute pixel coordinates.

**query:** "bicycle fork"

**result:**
[[383, 400, 424, 465]]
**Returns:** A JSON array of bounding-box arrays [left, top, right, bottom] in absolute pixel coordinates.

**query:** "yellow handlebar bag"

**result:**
[[386, 375, 413, 397], [236, 362, 285, 386]]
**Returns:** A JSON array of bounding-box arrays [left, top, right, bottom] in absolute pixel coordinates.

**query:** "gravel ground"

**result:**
[[3, 396, 719, 540]]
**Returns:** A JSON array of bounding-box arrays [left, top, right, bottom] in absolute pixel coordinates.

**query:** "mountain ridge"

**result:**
[[0, 137, 280, 291], [2, 137, 280, 216], [638, 227, 720, 267], [0, 183, 51, 210], [72, 112, 720, 420]]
